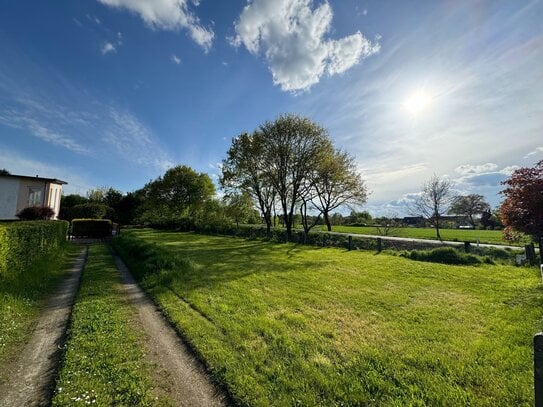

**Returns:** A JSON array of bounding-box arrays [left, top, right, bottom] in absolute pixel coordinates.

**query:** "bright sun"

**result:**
[[403, 90, 432, 115]]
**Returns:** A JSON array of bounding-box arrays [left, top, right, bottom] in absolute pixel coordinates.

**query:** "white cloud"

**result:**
[[101, 42, 116, 55], [104, 108, 174, 170], [0, 109, 90, 155], [231, 0, 379, 91], [97, 0, 214, 51], [454, 163, 498, 175], [171, 54, 181, 64], [525, 146, 543, 158], [499, 165, 520, 176]]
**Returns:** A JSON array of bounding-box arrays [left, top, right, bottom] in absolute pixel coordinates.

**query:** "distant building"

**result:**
[[0, 174, 67, 220]]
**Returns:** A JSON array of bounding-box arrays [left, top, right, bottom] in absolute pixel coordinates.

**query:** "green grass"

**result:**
[[318, 225, 528, 246], [52, 244, 164, 406], [115, 229, 542, 406], [0, 243, 80, 368]]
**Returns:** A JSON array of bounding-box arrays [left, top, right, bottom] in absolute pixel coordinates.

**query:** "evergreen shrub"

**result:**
[[0, 220, 69, 277], [71, 219, 112, 238]]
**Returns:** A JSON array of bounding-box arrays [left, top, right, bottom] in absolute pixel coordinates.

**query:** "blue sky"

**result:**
[[0, 0, 542, 215]]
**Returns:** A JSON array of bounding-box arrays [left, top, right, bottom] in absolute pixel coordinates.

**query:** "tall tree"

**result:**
[[223, 192, 259, 227], [142, 165, 215, 222], [448, 194, 491, 227], [221, 132, 275, 235], [311, 148, 367, 231], [411, 174, 453, 240], [0, 169, 10, 175], [260, 114, 332, 240], [500, 160, 543, 263]]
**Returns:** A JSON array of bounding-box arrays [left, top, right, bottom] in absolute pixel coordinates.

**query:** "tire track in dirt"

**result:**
[[112, 253, 228, 407], [0, 247, 87, 407]]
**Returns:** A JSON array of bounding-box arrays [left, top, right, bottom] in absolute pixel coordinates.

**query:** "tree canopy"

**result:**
[[448, 194, 490, 227], [411, 175, 453, 240], [140, 165, 215, 223], [500, 160, 543, 255], [221, 114, 367, 238]]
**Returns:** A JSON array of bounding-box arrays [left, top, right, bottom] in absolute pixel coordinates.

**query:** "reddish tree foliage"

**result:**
[[16, 206, 55, 220], [500, 160, 543, 247]]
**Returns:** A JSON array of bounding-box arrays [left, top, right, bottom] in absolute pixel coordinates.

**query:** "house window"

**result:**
[[28, 187, 43, 206]]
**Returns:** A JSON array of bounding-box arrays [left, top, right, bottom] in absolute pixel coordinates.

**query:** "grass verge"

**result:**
[[0, 243, 80, 368], [114, 229, 542, 406], [51, 244, 163, 406]]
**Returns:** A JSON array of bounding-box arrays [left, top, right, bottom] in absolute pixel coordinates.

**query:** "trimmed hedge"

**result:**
[[71, 219, 112, 238], [0, 220, 69, 277]]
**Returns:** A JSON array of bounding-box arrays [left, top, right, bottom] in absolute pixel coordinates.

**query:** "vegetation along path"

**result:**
[[0, 247, 87, 407]]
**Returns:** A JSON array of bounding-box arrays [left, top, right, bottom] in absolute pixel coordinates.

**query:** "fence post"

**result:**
[[535, 332, 543, 406], [464, 241, 471, 253], [376, 238, 382, 253], [348, 235, 352, 251], [526, 244, 536, 266]]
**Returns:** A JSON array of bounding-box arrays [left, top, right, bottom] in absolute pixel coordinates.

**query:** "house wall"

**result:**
[[46, 183, 63, 219], [16, 179, 48, 214], [0, 178, 20, 219]]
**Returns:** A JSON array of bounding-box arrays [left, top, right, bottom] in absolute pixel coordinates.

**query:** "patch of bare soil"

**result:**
[[112, 253, 228, 407], [0, 247, 87, 407]]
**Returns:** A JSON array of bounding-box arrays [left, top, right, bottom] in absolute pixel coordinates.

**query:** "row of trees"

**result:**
[[412, 160, 543, 255], [60, 166, 262, 228], [411, 176, 496, 240], [221, 114, 367, 239]]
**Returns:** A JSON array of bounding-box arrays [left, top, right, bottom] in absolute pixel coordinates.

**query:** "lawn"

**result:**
[[318, 225, 526, 246], [52, 244, 166, 406], [114, 229, 543, 406], [0, 242, 80, 369]]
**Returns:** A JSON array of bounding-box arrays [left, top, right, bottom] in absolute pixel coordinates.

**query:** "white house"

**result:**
[[0, 174, 67, 220]]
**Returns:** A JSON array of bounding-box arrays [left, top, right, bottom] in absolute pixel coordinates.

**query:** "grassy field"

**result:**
[[114, 229, 542, 406], [0, 243, 80, 368], [52, 244, 165, 406], [317, 225, 527, 246]]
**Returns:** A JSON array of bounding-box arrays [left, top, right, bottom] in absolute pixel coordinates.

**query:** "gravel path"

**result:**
[[112, 253, 228, 407], [0, 247, 87, 407]]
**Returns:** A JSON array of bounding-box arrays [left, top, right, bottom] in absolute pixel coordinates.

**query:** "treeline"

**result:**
[[221, 114, 366, 238], [59, 167, 261, 230], [60, 115, 367, 238]]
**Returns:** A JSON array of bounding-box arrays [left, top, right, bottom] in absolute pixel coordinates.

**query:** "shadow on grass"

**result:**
[[115, 231, 327, 294]]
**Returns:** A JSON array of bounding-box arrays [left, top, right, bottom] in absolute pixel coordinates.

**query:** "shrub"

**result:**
[[71, 219, 112, 238], [16, 206, 55, 220], [0, 220, 69, 277], [66, 203, 113, 221], [401, 247, 483, 265]]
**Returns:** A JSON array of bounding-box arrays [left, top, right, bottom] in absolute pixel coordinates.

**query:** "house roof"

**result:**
[[0, 173, 68, 185]]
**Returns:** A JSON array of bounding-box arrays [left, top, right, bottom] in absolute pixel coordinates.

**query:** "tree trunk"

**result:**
[[539, 236, 543, 266], [286, 222, 292, 241], [323, 211, 332, 231], [435, 217, 442, 240], [469, 214, 475, 228]]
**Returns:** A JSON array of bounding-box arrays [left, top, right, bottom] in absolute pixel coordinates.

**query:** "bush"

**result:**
[[16, 206, 55, 220], [71, 219, 112, 238], [0, 220, 69, 277], [401, 247, 483, 265], [66, 203, 113, 221]]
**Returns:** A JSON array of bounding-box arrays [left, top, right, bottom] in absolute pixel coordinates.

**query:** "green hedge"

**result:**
[[71, 219, 112, 238], [0, 220, 69, 277]]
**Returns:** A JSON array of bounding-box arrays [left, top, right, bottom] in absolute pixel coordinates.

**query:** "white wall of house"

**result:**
[[0, 178, 20, 219]]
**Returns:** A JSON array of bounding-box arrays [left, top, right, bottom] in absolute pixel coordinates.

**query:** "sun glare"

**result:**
[[403, 90, 432, 116]]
